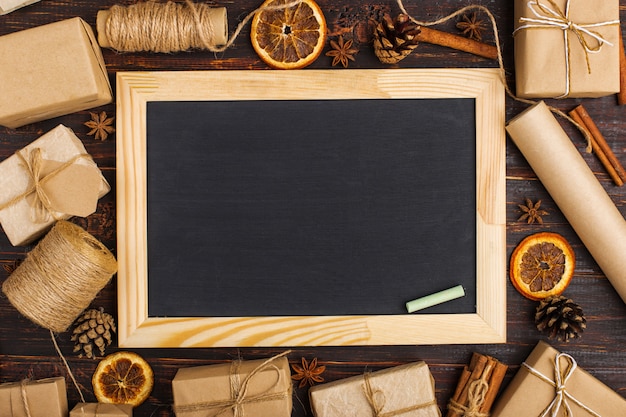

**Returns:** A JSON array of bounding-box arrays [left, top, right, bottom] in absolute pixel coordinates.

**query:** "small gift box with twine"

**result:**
[[0, 124, 110, 246], [492, 340, 626, 416], [0, 0, 40, 15], [0, 376, 68, 417], [0, 17, 112, 128], [172, 352, 292, 417], [70, 403, 133, 417], [309, 361, 441, 417], [513, 0, 620, 98]]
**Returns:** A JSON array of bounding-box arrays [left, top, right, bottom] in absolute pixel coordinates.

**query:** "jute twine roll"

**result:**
[[2, 220, 117, 333]]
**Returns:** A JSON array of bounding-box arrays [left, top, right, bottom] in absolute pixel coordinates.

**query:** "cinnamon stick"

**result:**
[[479, 361, 508, 413], [447, 353, 507, 417], [415, 26, 498, 60], [617, 30, 626, 105], [569, 105, 626, 186]]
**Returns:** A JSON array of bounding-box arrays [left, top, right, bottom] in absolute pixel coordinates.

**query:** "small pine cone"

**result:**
[[70, 307, 116, 359], [373, 13, 421, 64], [535, 296, 586, 342]]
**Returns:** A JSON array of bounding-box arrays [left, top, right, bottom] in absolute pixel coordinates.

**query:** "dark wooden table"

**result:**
[[1, 1, 626, 415]]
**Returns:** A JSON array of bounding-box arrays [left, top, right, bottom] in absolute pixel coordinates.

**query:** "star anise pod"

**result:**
[[85, 111, 115, 141], [291, 357, 326, 388], [518, 198, 549, 224], [326, 35, 359, 68], [456, 12, 487, 42]]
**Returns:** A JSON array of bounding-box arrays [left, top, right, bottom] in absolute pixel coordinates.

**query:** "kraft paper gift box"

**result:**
[[0, 0, 40, 15], [513, 0, 620, 98], [0, 17, 112, 128], [0, 124, 110, 246], [172, 355, 292, 417], [0, 376, 68, 417], [309, 361, 441, 417], [492, 340, 626, 416], [70, 403, 133, 417]]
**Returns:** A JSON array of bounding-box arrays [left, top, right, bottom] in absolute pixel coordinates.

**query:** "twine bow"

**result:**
[[0, 148, 91, 223], [447, 377, 490, 417], [362, 372, 438, 417], [522, 352, 602, 417], [513, 0, 619, 98], [173, 351, 291, 416]]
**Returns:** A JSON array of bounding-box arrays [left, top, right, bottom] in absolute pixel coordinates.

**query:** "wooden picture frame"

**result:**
[[116, 69, 506, 347]]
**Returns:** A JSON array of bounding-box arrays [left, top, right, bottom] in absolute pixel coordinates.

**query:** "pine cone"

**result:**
[[71, 307, 116, 358], [373, 13, 421, 64], [535, 296, 586, 342]]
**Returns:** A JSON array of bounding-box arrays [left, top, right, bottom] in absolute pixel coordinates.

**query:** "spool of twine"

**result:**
[[97, 0, 229, 53], [2, 220, 117, 333]]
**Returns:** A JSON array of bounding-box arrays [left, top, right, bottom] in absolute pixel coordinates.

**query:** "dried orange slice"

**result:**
[[92, 351, 154, 407], [510, 232, 575, 300], [251, 0, 327, 69]]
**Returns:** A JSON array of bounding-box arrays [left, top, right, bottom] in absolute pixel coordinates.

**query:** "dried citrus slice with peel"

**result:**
[[510, 232, 575, 300], [92, 351, 154, 407], [251, 0, 327, 69]]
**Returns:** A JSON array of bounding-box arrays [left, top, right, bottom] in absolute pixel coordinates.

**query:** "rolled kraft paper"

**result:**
[[506, 101, 626, 303], [96, 5, 228, 51], [2, 220, 117, 332]]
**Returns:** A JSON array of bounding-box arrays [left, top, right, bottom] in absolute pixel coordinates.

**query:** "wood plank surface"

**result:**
[[1, 0, 626, 415]]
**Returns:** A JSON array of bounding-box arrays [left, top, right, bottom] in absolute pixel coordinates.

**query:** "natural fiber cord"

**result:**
[[2, 220, 117, 333]]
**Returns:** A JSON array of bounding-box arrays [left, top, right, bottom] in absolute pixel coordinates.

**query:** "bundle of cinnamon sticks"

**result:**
[[446, 352, 508, 417]]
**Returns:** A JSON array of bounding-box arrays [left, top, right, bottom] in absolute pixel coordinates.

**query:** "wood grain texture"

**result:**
[[1, 1, 626, 416]]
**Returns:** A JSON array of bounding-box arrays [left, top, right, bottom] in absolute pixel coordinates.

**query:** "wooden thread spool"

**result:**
[[2, 220, 117, 333], [96, 1, 228, 53]]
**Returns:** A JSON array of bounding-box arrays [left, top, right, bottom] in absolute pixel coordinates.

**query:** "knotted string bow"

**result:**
[[362, 372, 437, 417], [513, 0, 619, 98], [173, 350, 291, 416], [447, 377, 490, 417], [0, 148, 91, 223], [522, 352, 602, 417]]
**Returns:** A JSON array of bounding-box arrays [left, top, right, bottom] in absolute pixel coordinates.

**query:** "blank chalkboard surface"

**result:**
[[116, 69, 506, 347], [146, 98, 476, 317]]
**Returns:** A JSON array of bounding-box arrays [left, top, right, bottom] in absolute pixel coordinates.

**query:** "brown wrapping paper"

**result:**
[[70, 403, 133, 417], [514, 0, 620, 98], [506, 101, 626, 304], [309, 362, 441, 417], [0, 0, 40, 15], [0, 17, 112, 128], [492, 341, 626, 416], [172, 355, 292, 417], [0, 124, 110, 246], [0, 377, 68, 417]]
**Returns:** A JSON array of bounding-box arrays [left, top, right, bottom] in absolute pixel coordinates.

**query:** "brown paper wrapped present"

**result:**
[[513, 0, 620, 98], [0, 0, 40, 15], [0, 124, 110, 246], [172, 353, 292, 417], [70, 403, 133, 417], [309, 361, 441, 417], [0, 376, 68, 417], [492, 340, 626, 416], [0, 17, 112, 128]]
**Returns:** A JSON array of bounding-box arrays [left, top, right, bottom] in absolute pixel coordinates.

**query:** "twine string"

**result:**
[[447, 376, 490, 417], [50, 329, 86, 403], [1, 221, 118, 333], [173, 350, 291, 415], [395, 0, 594, 152], [20, 380, 33, 417], [362, 372, 438, 417], [513, 0, 618, 98], [0, 149, 92, 223], [104, 0, 303, 54], [522, 353, 602, 417]]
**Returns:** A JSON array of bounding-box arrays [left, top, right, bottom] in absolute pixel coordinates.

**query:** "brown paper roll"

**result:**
[[506, 101, 626, 303]]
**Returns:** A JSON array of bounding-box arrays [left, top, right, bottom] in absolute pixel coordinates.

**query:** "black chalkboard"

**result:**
[[146, 98, 476, 317]]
